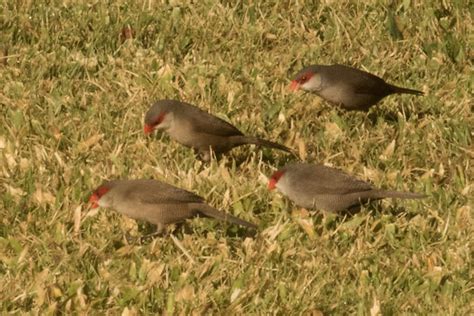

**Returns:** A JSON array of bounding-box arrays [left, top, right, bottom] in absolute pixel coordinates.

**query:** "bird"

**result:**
[[88, 179, 257, 235], [290, 64, 423, 111], [268, 163, 426, 213], [144, 99, 295, 161]]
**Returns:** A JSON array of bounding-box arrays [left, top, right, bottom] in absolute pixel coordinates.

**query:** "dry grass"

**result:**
[[1, 1, 472, 314]]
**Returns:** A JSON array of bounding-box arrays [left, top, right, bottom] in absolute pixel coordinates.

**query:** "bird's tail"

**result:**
[[231, 135, 296, 156], [370, 189, 427, 200], [192, 203, 258, 230], [390, 84, 424, 96]]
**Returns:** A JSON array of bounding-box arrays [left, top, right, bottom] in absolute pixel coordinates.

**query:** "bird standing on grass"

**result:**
[[268, 163, 426, 213], [144, 100, 295, 161], [89, 179, 257, 235], [290, 64, 423, 111]]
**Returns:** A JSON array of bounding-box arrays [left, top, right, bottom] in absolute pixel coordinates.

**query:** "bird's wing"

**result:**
[[294, 165, 373, 195], [331, 64, 391, 96], [182, 105, 244, 137], [124, 180, 205, 205]]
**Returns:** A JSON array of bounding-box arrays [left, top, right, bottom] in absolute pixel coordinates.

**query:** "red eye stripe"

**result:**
[[272, 170, 285, 181], [96, 186, 110, 198], [145, 112, 167, 134], [154, 112, 167, 125], [268, 170, 285, 190], [88, 185, 110, 208]]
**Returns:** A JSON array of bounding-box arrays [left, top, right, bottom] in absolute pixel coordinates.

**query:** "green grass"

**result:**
[[1, 1, 472, 314]]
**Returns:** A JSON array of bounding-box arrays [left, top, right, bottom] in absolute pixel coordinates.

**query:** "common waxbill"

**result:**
[[144, 99, 294, 161], [89, 179, 257, 234], [268, 163, 426, 213], [290, 64, 423, 111]]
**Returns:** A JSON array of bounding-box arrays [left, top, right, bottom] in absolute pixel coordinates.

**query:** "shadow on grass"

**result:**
[[129, 220, 257, 245]]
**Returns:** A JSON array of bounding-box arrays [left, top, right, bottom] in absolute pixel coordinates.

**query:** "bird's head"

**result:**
[[144, 102, 173, 135], [89, 182, 114, 209], [290, 66, 322, 92]]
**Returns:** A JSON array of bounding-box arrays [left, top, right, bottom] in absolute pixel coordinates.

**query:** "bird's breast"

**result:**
[[166, 121, 196, 146], [318, 84, 351, 105]]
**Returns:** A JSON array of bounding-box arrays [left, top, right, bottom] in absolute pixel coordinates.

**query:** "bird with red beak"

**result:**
[[89, 179, 257, 235], [268, 163, 426, 213], [290, 64, 423, 111], [144, 99, 295, 161]]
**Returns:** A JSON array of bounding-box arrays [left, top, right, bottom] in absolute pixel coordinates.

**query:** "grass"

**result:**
[[0, 0, 472, 314]]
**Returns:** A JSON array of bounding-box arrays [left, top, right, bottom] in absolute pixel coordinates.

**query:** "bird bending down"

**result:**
[[89, 179, 257, 236], [144, 99, 295, 161]]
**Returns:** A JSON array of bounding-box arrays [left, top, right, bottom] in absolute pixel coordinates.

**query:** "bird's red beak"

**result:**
[[144, 124, 154, 135], [88, 194, 99, 209], [268, 179, 277, 190], [289, 80, 300, 91]]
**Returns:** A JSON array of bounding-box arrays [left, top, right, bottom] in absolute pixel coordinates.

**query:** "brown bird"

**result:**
[[144, 99, 294, 161], [89, 179, 257, 234], [290, 64, 423, 111], [268, 163, 426, 213]]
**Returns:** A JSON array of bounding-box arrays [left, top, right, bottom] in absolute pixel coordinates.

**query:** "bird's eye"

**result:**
[[153, 112, 167, 126], [299, 73, 313, 83]]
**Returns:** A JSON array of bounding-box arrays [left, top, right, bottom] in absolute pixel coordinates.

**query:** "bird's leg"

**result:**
[[125, 233, 135, 244], [200, 151, 211, 162], [344, 204, 363, 216], [138, 224, 168, 244], [197, 147, 221, 162], [194, 148, 211, 162]]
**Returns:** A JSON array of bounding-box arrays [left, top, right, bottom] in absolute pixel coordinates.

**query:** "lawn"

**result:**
[[1, 1, 472, 314]]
